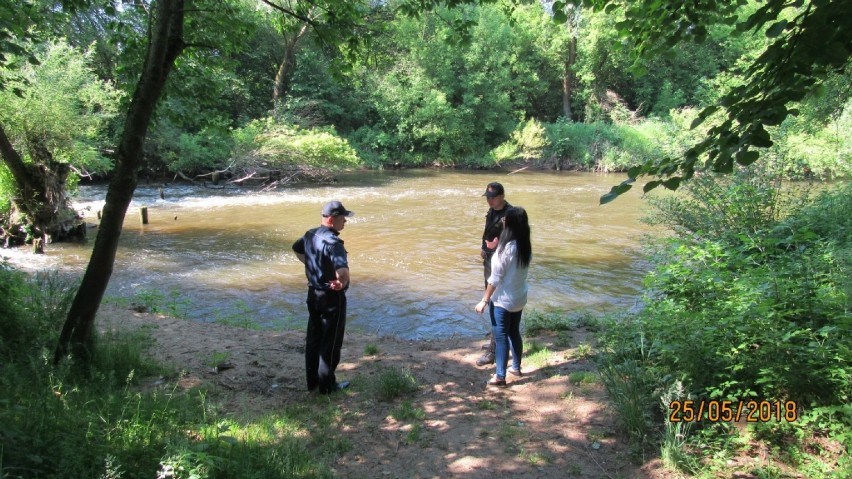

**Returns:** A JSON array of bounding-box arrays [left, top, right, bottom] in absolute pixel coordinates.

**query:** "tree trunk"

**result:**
[[272, 23, 309, 104], [54, 0, 186, 365], [0, 124, 84, 245], [562, 36, 577, 120]]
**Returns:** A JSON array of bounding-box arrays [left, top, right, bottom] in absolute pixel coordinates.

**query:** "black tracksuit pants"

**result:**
[[305, 287, 347, 393]]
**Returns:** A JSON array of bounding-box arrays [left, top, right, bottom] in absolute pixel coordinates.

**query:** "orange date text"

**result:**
[[668, 400, 798, 423]]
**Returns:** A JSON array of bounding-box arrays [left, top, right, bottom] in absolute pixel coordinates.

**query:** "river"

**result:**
[[2, 170, 657, 339]]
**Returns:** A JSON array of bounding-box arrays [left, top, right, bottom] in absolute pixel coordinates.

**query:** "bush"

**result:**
[[0, 262, 29, 358], [597, 171, 851, 468], [231, 117, 361, 172], [489, 118, 550, 166], [543, 119, 658, 172]]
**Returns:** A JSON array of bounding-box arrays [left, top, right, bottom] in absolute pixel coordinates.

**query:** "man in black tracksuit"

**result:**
[[292, 200, 354, 394], [476, 182, 511, 366]]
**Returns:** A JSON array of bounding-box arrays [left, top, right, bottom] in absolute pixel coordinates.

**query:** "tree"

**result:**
[[0, 40, 122, 246], [53, 0, 378, 364], [573, 0, 852, 203], [55, 0, 187, 363], [259, 0, 314, 104], [0, 1, 108, 248], [394, 0, 850, 193]]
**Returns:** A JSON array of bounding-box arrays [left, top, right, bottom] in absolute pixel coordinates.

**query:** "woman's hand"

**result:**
[[474, 299, 487, 314]]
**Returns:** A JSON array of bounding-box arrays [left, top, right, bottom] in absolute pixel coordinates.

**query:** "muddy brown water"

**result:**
[[4, 170, 657, 339]]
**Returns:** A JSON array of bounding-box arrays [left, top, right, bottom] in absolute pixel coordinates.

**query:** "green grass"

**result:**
[[391, 400, 426, 421], [525, 309, 605, 336], [0, 266, 341, 479], [523, 342, 551, 369], [369, 366, 420, 401], [571, 343, 593, 359], [568, 371, 597, 385], [363, 343, 379, 356]]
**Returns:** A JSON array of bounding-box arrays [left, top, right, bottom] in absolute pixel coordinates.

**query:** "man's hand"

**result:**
[[328, 267, 350, 291]]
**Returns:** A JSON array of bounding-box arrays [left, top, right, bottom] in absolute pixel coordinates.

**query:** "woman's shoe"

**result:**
[[487, 376, 507, 387], [508, 367, 523, 377]]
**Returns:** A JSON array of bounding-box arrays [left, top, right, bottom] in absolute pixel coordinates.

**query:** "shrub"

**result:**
[[232, 118, 360, 170], [490, 118, 549, 165], [371, 367, 419, 401], [597, 170, 851, 464]]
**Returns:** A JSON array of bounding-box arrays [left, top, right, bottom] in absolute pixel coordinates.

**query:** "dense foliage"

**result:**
[[2, 1, 849, 190], [0, 40, 122, 178], [0, 263, 341, 478], [596, 173, 851, 474]]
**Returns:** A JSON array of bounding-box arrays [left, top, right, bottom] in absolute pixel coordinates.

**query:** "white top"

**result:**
[[487, 240, 529, 312]]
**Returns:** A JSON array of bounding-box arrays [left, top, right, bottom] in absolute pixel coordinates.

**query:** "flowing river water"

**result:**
[[4, 170, 658, 339]]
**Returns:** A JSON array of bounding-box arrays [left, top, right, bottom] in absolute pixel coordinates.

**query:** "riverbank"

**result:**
[[98, 304, 671, 479]]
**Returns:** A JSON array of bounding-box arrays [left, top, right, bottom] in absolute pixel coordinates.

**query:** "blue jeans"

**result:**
[[491, 306, 523, 380]]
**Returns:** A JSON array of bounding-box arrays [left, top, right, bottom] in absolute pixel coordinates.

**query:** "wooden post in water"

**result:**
[[140, 207, 148, 225], [212, 171, 220, 185]]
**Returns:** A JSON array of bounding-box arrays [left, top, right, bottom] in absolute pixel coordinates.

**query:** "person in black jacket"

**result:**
[[476, 182, 512, 366], [292, 200, 354, 394]]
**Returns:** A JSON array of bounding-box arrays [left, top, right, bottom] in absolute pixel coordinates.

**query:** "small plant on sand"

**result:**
[[572, 343, 593, 359], [391, 400, 425, 421], [131, 288, 192, 319], [371, 367, 419, 401], [524, 343, 551, 369], [521, 448, 552, 466], [402, 423, 425, 445], [525, 309, 575, 334], [498, 421, 530, 454], [206, 351, 231, 368], [213, 300, 259, 329], [568, 371, 597, 385], [363, 343, 379, 356]]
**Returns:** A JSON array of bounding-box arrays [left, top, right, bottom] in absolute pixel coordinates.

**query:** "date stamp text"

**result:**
[[669, 400, 798, 423]]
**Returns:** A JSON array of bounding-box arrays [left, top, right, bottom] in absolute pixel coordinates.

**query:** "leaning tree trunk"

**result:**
[[0, 124, 84, 248], [54, 0, 186, 365], [272, 23, 309, 104], [562, 35, 577, 120]]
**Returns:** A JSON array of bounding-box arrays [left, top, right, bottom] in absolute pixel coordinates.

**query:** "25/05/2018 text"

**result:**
[[669, 400, 798, 423]]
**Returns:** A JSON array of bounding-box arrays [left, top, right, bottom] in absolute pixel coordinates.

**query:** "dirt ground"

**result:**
[[98, 304, 674, 479]]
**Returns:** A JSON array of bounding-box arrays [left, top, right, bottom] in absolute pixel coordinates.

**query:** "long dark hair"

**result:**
[[497, 206, 531, 268]]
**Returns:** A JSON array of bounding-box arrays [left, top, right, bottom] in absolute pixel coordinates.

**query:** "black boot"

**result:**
[[476, 336, 496, 366]]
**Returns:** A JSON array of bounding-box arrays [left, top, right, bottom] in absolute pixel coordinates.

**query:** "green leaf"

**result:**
[[735, 150, 760, 166], [662, 177, 681, 191], [627, 165, 642, 179], [690, 106, 718, 129], [765, 20, 788, 38], [750, 125, 773, 148], [714, 155, 734, 173], [643, 180, 661, 193], [600, 181, 633, 205]]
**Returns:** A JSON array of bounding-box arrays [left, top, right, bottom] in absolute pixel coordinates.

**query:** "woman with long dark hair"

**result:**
[[474, 206, 531, 387]]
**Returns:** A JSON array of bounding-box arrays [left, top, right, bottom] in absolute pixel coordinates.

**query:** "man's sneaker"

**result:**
[[319, 381, 350, 395], [508, 367, 523, 377], [476, 352, 495, 366]]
